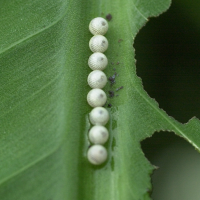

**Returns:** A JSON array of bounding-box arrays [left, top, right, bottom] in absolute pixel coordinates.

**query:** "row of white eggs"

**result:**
[[87, 17, 109, 165]]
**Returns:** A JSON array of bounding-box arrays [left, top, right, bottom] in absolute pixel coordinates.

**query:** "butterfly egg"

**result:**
[[89, 35, 108, 53], [89, 17, 108, 35], [87, 145, 108, 165], [89, 125, 109, 144], [87, 70, 107, 89], [87, 88, 107, 107], [89, 107, 109, 126], [88, 52, 108, 71]]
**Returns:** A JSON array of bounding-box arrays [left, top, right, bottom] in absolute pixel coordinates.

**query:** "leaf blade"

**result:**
[[3, 1, 200, 200]]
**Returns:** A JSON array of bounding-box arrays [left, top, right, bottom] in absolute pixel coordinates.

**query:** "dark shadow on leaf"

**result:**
[[141, 131, 200, 200], [134, 1, 200, 123]]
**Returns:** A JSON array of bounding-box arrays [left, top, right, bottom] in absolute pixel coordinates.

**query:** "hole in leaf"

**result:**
[[134, 1, 200, 123], [141, 132, 200, 200]]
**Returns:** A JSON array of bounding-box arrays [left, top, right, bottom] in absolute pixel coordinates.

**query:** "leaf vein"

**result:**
[[0, 10, 68, 56]]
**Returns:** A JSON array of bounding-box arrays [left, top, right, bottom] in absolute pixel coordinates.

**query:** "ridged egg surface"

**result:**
[[89, 17, 108, 35], [87, 145, 108, 165], [87, 89, 107, 107], [89, 125, 109, 144], [89, 35, 108, 53], [87, 70, 107, 89], [88, 52, 108, 70], [89, 107, 109, 126]]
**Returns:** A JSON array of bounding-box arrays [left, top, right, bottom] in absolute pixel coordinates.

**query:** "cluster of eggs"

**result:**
[[87, 17, 109, 165]]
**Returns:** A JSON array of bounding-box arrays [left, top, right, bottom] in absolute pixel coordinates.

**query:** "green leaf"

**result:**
[[1, 0, 200, 200]]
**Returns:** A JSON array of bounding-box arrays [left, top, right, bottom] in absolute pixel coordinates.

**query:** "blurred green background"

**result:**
[[134, 0, 200, 199]]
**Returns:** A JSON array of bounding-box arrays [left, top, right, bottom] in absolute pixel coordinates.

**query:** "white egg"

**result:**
[[89, 107, 109, 125], [89, 35, 108, 53], [87, 70, 107, 89], [87, 89, 107, 107], [89, 17, 109, 35], [87, 145, 108, 165], [89, 125, 109, 144], [88, 52, 108, 71]]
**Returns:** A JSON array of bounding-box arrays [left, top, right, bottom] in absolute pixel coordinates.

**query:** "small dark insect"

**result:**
[[116, 61, 120, 65], [108, 103, 112, 108], [108, 90, 115, 98], [106, 14, 112, 21], [108, 73, 116, 85], [116, 86, 124, 91], [118, 39, 123, 43]]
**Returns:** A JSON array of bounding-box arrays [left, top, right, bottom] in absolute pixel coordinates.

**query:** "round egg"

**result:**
[[87, 89, 107, 107], [87, 70, 107, 89], [89, 35, 108, 53], [89, 107, 109, 126], [89, 17, 108, 35], [88, 52, 108, 71], [89, 125, 109, 144], [87, 145, 108, 165]]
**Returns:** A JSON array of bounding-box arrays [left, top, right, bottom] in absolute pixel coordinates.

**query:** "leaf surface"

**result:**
[[1, 0, 199, 200]]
